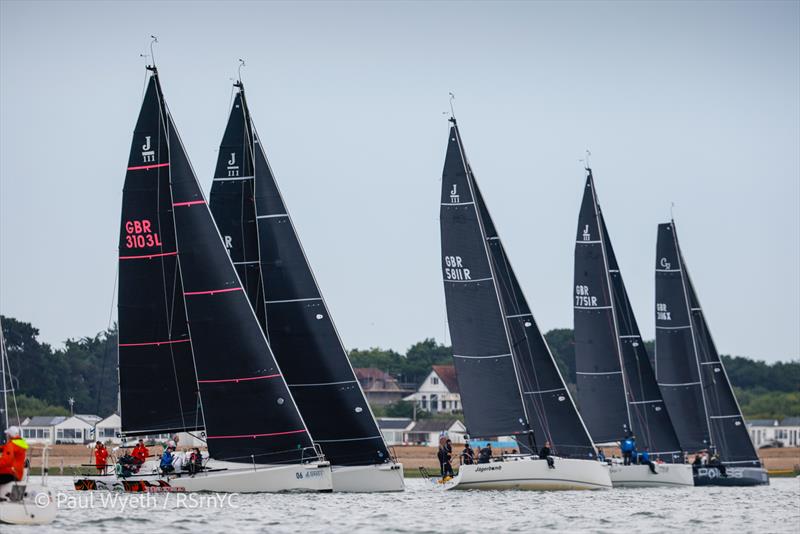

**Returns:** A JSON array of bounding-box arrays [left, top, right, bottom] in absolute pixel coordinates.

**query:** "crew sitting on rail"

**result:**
[[0, 426, 28, 488], [636, 448, 658, 475], [596, 448, 606, 463], [538, 441, 555, 469], [132, 439, 149, 465], [160, 444, 176, 475], [708, 453, 727, 477]]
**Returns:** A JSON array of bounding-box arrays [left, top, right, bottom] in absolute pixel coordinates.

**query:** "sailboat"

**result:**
[[0, 318, 57, 525], [439, 118, 611, 490], [207, 79, 403, 492], [573, 168, 693, 487], [110, 64, 332, 493], [655, 220, 769, 486]]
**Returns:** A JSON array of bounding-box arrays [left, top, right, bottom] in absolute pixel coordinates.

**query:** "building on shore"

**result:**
[[403, 365, 461, 414], [354, 368, 413, 406], [748, 417, 800, 448], [377, 417, 414, 445], [20, 414, 100, 444], [404, 419, 467, 446]]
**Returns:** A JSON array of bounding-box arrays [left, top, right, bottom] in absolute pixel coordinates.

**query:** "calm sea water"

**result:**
[[5, 476, 799, 533]]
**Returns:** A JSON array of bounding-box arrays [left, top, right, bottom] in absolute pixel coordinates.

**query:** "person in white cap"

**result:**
[[0, 426, 28, 484]]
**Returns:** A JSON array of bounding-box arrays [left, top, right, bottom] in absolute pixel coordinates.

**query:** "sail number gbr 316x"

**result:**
[[124, 219, 163, 249]]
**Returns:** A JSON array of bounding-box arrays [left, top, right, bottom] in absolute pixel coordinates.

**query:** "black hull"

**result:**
[[693, 466, 769, 486]]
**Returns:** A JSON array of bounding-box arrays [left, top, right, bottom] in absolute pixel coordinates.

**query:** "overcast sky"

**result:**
[[1, 1, 798, 363]]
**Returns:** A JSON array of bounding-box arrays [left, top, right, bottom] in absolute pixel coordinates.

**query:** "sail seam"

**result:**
[[576, 371, 622, 376], [120, 251, 178, 260], [443, 277, 493, 284], [314, 435, 382, 443], [441, 202, 474, 206], [523, 387, 566, 395], [206, 429, 306, 440], [213, 175, 253, 182], [709, 415, 741, 419], [197, 373, 280, 384], [655, 325, 691, 330], [128, 162, 170, 171], [184, 287, 243, 296], [659, 381, 701, 386], [265, 297, 322, 304], [575, 240, 602, 244], [629, 399, 662, 405], [288, 380, 357, 387], [453, 353, 511, 359], [256, 213, 289, 219], [119, 339, 190, 348], [574, 305, 613, 310], [506, 313, 532, 318]]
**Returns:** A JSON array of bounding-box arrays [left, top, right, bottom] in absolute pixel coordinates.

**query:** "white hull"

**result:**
[[166, 460, 333, 493], [331, 462, 405, 492], [445, 456, 612, 491], [609, 463, 694, 487], [0, 482, 57, 525]]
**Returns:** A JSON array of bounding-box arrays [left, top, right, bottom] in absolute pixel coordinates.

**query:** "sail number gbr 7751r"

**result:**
[[124, 219, 162, 249]]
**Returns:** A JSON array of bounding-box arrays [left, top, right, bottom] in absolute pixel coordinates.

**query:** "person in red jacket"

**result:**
[[0, 426, 28, 485], [94, 441, 109, 474], [132, 439, 149, 465]]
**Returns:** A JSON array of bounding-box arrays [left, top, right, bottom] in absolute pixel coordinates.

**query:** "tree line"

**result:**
[[1, 315, 798, 421]]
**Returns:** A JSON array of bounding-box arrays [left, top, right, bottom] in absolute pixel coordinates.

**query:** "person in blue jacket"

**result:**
[[637, 448, 658, 475], [160, 445, 175, 475], [620, 433, 636, 466]]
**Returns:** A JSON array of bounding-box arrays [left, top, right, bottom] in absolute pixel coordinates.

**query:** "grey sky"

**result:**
[[1, 1, 798, 363]]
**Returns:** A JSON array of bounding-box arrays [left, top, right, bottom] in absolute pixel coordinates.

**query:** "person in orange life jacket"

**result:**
[[94, 441, 109, 474], [0, 426, 28, 485], [132, 439, 149, 465]]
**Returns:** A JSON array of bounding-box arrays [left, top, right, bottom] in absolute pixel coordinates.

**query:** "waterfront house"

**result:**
[[748, 417, 800, 448], [20, 416, 65, 444], [405, 419, 467, 445], [95, 413, 122, 444], [354, 368, 413, 406], [403, 365, 461, 414], [55, 415, 100, 444]]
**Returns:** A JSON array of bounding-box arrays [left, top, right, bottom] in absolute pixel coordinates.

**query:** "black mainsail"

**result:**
[[655, 221, 760, 466], [118, 73, 201, 436], [209, 83, 390, 466], [121, 68, 316, 464], [574, 170, 683, 461], [440, 119, 595, 458]]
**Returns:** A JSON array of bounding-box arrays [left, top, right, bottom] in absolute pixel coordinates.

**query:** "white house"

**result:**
[[54, 415, 99, 444], [377, 417, 414, 445], [403, 365, 461, 414], [20, 416, 65, 444], [405, 419, 467, 446], [748, 417, 800, 448], [95, 413, 122, 444]]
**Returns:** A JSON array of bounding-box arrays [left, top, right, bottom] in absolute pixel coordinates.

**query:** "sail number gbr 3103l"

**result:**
[[124, 219, 162, 249], [444, 255, 471, 281]]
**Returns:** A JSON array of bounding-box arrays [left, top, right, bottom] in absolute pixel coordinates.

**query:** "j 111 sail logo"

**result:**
[[449, 184, 460, 203], [444, 255, 471, 281], [227, 152, 239, 177], [124, 220, 162, 249], [656, 303, 671, 321], [582, 224, 591, 241], [575, 285, 598, 307], [141, 136, 155, 163]]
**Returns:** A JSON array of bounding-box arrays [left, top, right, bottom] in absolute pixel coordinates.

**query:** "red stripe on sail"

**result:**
[[184, 287, 243, 296], [128, 162, 170, 171], [173, 200, 206, 207], [119, 339, 191, 348], [197, 374, 280, 384], [119, 251, 178, 260], [206, 430, 306, 440]]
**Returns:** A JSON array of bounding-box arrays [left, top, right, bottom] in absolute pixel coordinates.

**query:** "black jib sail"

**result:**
[[440, 119, 595, 458], [574, 170, 683, 461], [655, 221, 760, 466], [118, 73, 201, 436], [123, 68, 316, 464], [209, 83, 390, 466]]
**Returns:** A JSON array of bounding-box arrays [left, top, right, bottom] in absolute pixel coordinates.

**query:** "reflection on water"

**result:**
[[4, 477, 799, 533]]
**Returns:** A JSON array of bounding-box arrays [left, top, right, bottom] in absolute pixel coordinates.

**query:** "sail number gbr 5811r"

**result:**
[[444, 255, 471, 281]]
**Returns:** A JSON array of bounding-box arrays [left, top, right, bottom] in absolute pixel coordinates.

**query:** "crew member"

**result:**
[[132, 439, 149, 465], [160, 445, 175, 475], [94, 441, 109, 474], [637, 448, 658, 475], [0, 426, 28, 485], [459, 443, 474, 465], [620, 434, 636, 466], [539, 441, 555, 469], [477, 443, 493, 464]]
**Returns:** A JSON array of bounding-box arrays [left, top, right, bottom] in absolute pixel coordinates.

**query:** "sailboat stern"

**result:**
[[447, 456, 611, 491], [609, 463, 694, 487], [331, 462, 405, 492]]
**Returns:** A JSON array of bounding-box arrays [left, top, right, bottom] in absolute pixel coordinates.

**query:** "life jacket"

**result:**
[[132, 444, 148, 463], [0, 437, 29, 481], [621, 438, 634, 453]]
